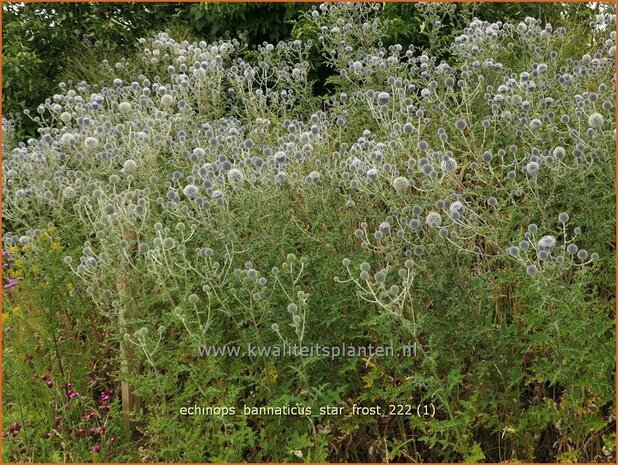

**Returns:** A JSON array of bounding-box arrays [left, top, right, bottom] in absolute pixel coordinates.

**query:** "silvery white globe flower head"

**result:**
[[426, 211, 442, 228], [379, 222, 391, 235], [558, 212, 570, 223], [525, 161, 540, 175], [440, 157, 458, 174], [377, 92, 390, 105], [449, 201, 464, 215], [367, 168, 379, 182], [588, 112, 604, 128], [308, 171, 321, 182], [63, 186, 76, 199], [122, 159, 138, 173], [60, 112, 72, 123], [526, 264, 538, 276], [227, 168, 244, 184], [553, 147, 566, 159], [84, 136, 99, 149], [183, 184, 199, 199], [118, 101, 132, 113], [275, 171, 287, 185], [161, 94, 174, 107], [374, 271, 387, 284], [391, 176, 409, 193], [537, 235, 557, 250], [529, 119, 542, 131]]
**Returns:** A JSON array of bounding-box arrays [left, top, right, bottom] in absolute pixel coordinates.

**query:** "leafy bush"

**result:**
[[3, 3, 616, 462], [187, 2, 310, 45], [1, 2, 183, 138]]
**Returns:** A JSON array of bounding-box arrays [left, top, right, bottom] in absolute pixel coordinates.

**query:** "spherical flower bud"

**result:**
[[367, 169, 379, 182], [588, 112, 604, 128], [63, 187, 76, 199], [553, 147, 566, 159], [122, 159, 138, 173], [379, 222, 391, 235], [426, 211, 442, 228], [84, 137, 99, 149], [526, 264, 538, 276], [227, 168, 244, 184], [161, 94, 174, 106], [183, 184, 199, 199], [391, 176, 409, 193], [377, 92, 390, 105], [538, 235, 557, 250], [440, 158, 458, 174], [525, 161, 540, 175], [118, 102, 132, 113], [529, 119, 542, 131]]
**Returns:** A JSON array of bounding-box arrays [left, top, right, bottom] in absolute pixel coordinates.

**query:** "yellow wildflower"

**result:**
[[50, 242, 62, 251]]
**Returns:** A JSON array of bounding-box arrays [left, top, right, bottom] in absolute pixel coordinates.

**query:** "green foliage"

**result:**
[[188, 2, 310, 45]]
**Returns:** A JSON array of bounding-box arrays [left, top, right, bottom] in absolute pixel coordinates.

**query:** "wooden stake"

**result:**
[[118, 230, 141, 437]]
